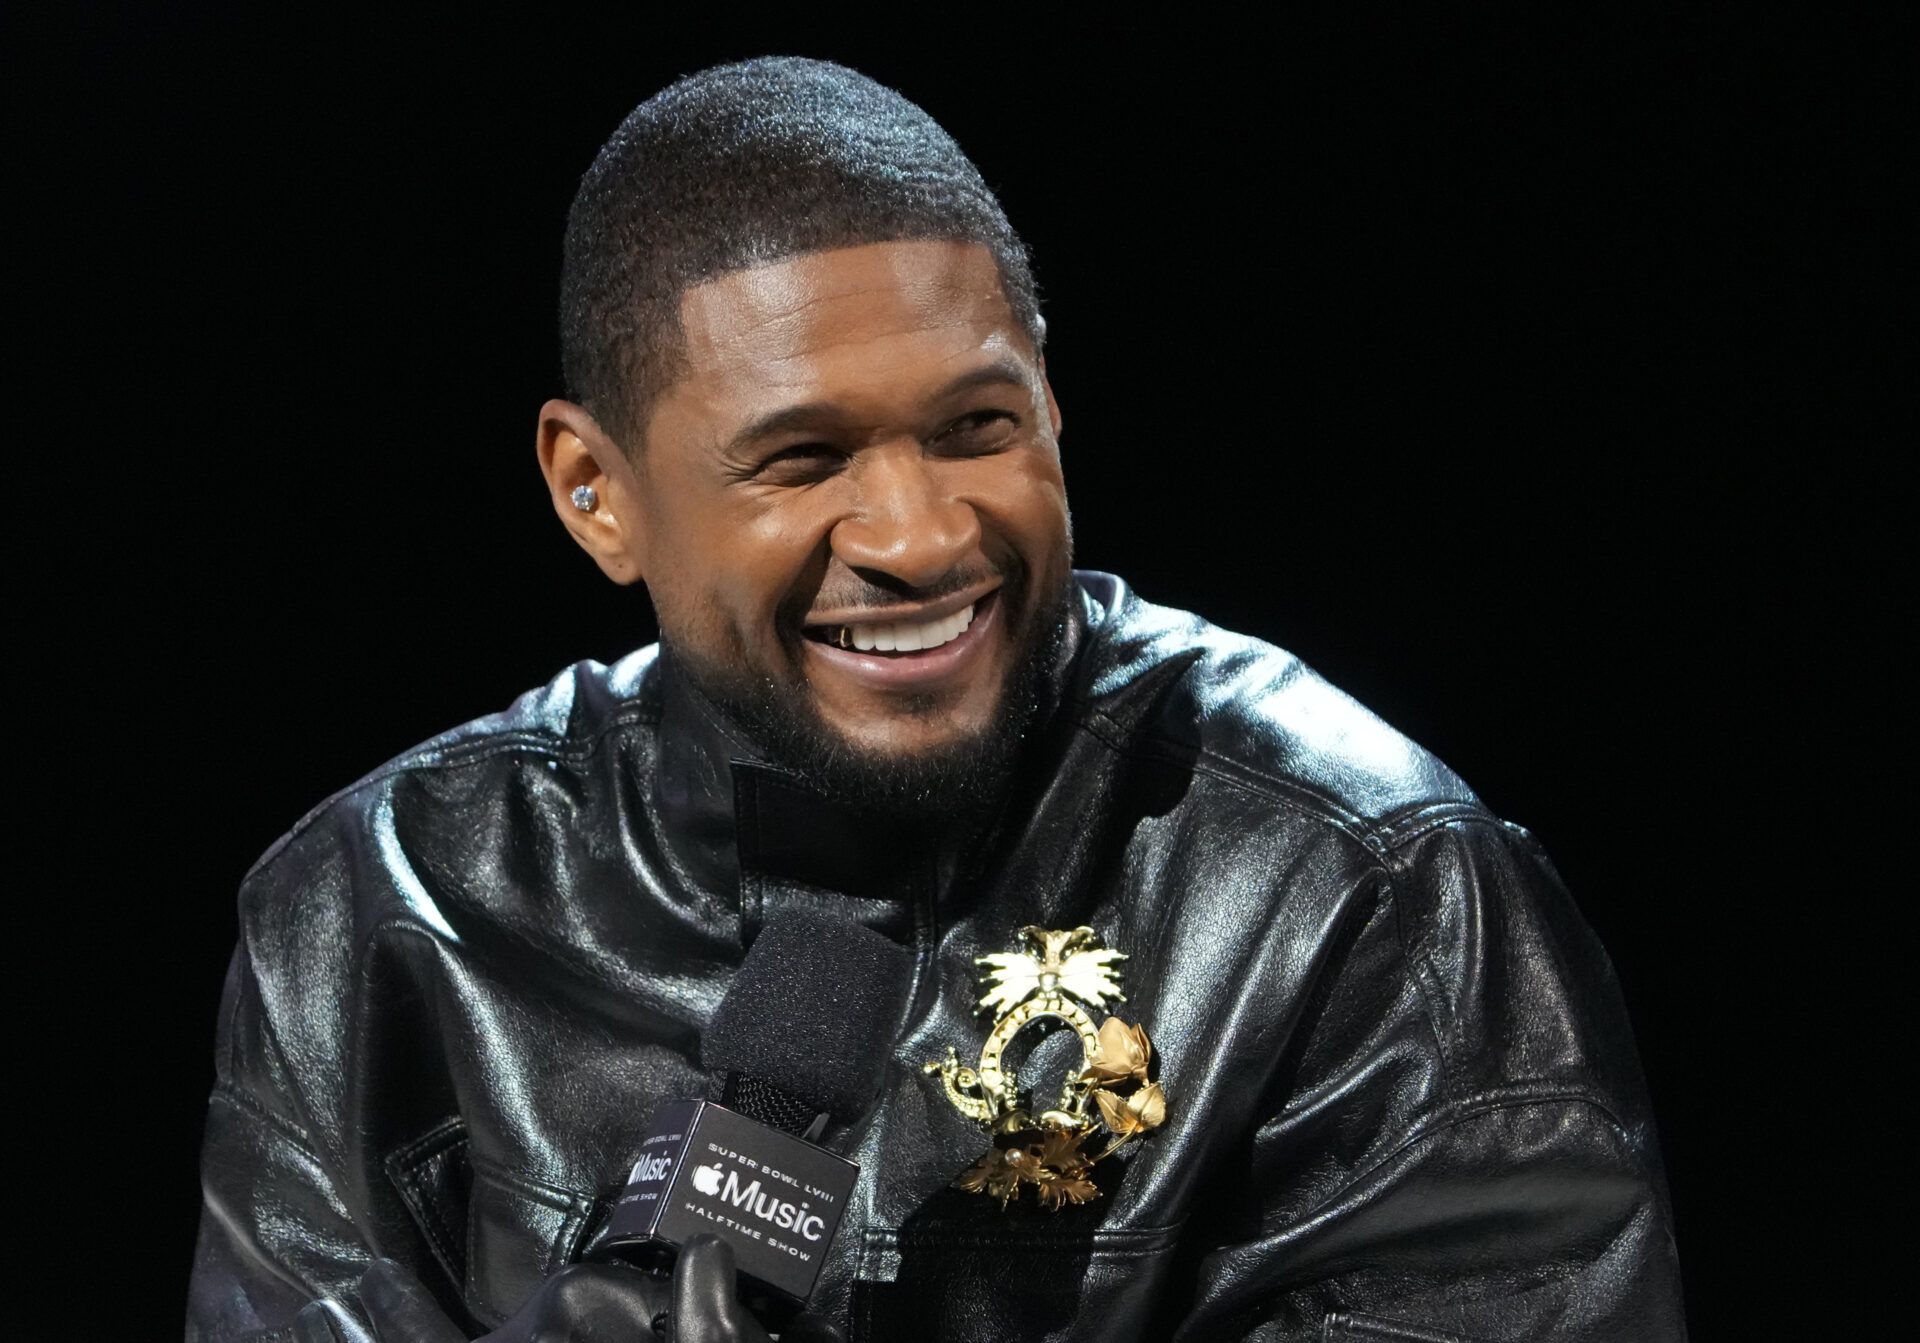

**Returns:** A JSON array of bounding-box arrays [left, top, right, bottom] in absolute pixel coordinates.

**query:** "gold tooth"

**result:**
[[831, 607, 971, 652]]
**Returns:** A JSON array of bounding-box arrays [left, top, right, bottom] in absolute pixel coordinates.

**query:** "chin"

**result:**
[[790, 709, 1023, 825], [822, 698, 995, 754], [676, 573, 1075, 825]]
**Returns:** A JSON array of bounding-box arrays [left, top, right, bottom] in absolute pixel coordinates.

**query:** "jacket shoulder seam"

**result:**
[[1067, 702, 1486, 859], [1381, 861, 1459, 1096], [1375, 806, 1513, 858], [208, 1080, 329, 1167], [1377, 811, 1539, 1096], [240, 700, 661, 887], [1256, 1087, 1645, 1237]]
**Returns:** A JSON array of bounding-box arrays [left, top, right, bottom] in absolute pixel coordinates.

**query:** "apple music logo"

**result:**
[[627, 1152, 674, 1185]]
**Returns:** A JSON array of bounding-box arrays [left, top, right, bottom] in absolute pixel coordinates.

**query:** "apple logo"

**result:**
[[691, 1163, 724, 1196]]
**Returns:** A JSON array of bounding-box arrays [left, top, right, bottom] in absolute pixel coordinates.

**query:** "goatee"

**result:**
[[669, 572, 1078, 830]]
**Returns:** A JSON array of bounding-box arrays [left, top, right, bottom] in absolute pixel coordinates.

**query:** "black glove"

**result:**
[[295, 1234, 843, 1343], [655, 1236, 842, 1341]]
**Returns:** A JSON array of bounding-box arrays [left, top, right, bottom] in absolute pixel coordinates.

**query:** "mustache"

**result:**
[[803, 565, 1011, 616]]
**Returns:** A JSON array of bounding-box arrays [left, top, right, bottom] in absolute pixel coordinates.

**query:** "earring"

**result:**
[[570, 485, 599, 512]]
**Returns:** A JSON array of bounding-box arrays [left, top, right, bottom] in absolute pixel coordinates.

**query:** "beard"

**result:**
[[667, 568, 1077, 830]]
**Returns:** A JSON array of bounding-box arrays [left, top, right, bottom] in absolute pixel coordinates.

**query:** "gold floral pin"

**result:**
[[924, 926, 1169, 1210]]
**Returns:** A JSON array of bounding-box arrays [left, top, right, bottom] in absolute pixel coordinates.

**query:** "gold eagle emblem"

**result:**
[[975, 925, 1127, 1017], [924, 926, 1169, 1212]]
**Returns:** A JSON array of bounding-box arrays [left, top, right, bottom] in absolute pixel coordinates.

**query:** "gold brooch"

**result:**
[[923, 926, 1168, 1210]]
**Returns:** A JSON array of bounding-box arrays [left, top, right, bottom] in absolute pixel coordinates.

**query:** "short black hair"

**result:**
[[559, 57, 1043, 456]]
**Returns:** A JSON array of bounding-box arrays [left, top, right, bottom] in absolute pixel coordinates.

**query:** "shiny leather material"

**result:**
[[375, 1257, 669, 1343], [288, 1242, 836, 1343], [188, 571, 1686, 1341]]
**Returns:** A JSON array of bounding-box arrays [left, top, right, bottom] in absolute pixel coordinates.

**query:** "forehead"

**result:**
[[669, 240, 1028, 415]]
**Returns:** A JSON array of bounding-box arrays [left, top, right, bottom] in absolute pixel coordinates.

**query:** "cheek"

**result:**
[[633, 506, 762, 657], [967, 455, 1071, 565], [654, 503, 829, 657]]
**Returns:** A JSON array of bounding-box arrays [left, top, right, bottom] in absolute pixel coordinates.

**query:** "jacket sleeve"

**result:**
[[187, 937, 379, 1342], [1171, 815, 1687, 1342]]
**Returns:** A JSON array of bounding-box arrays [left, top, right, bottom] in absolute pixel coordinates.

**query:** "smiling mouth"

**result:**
[[802, 591, 994, 656]]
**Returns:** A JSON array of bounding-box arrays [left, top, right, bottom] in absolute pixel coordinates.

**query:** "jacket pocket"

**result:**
[[384, 1120, 603, 1330], [1322, 1312, 1495, 1343], [852, 1224, 1182, 1343], [459, 1158, 600, 1328], [384, 1117, 473, 1292]]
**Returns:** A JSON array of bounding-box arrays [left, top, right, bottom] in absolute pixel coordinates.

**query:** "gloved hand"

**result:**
[[294, 1234, 842, 1342]]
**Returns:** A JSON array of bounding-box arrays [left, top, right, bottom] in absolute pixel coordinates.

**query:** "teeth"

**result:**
[[830, 602, 976, 654]]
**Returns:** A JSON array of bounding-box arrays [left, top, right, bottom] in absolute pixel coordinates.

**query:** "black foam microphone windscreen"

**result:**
[[596, 910, 914, 1315], [700, 908, 915, 1126]]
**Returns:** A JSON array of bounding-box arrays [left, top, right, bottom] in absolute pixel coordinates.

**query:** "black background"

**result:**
[[19, 6, 1896, 1337]]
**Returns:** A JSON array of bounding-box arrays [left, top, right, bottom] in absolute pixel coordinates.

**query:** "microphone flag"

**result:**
[[599, 1098, 859, 1309]]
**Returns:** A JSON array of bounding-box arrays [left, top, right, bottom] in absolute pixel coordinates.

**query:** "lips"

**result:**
[[799, 590, 1001, 688], [812, 600, 978, 653]]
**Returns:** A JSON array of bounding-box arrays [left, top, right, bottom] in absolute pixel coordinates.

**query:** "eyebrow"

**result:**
[[723, 357, 1033, 456]]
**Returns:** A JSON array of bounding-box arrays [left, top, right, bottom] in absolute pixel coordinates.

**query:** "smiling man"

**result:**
[[189, 59, 1686, 1342], [540, 237, 1076, 823]]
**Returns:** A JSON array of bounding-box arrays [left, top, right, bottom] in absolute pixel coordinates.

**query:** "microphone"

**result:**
[[594, 909, 913, 1325]]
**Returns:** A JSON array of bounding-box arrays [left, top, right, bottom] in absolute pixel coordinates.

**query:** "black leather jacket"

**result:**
[[188, 571, 1685, 1341]]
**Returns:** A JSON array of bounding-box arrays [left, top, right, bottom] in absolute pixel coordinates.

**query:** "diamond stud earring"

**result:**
[[570, 485, 598, 512]]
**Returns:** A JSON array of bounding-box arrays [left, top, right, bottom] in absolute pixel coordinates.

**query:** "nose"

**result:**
[[830, 443, 981, 589]]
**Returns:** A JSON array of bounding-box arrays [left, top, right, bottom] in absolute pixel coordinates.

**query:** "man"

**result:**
[[189, 57, 1686, 1341]]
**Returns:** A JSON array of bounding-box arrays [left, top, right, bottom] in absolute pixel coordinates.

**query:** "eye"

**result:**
[[935, 409, 1018, 453], [755, 441, 846, 482]]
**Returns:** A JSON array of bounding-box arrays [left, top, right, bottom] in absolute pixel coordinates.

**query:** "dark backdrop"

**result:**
[[22, 7, 1893, 1338]]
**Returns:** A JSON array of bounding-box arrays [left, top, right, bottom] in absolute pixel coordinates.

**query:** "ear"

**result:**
[[535, 399, 648, 586]]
